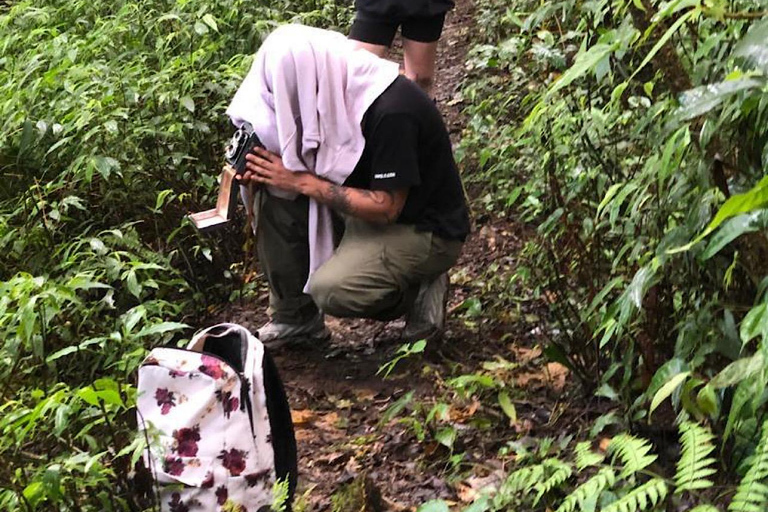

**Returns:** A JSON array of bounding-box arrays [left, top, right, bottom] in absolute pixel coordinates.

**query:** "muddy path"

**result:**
[[216, 2, 584, 509]]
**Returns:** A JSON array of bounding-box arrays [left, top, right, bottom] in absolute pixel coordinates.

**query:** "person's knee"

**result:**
[[307, 271, 347, 316]]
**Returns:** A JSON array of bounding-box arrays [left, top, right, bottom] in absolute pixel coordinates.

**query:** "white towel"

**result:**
[[226, 24, 399, 291]]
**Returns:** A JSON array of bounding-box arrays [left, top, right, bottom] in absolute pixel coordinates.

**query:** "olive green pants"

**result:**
[[256, 193, 462, 323]]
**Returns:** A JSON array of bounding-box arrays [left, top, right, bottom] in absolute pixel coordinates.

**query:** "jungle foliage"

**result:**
[[4, 0, 768, 509], [448, 0, 768, 509], [0, 0, 351, 510]]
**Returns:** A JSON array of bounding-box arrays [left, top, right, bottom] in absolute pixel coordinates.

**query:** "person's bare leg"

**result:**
[[350, 40, 389, 58], [402, 38, 439, 96]]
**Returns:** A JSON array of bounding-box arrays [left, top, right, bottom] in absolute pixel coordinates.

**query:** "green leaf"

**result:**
[[697, 385, 720, 418], [77, 387, 99, 407], [180, 96, 195, 113], [202, 14, 219, 32], [46, 346, 78, 363], [194, 21, 209, 35], [19, 297, 39, 344], [706, 176, 768, 233], [630, 9, 698, 82], [125, 269, 141, 298], [733, 19, 768, 73], [646, 357, 690, 397], [435, 426, 457, 449], [95, 389, 124, 407], [627, 264, 655, 309], [650, 371, 690, 416], [703, 210, 768, 259], [91, 155, 120, 179], [134, 322, 189, 339], [498, 390, 517, 424], [417, 500, 450, 512], [671, 175, 768, 254], [457, 297, 483, 317], [155, 189, 175, 211], [590, 411, 622, 438], [380, 391, 413, 425], [677, 78, 764, 121], [22, 482, 44, 507], [410, 339, 427, 353], [709, 353, 764, 388], [740, 302, 768, 345], [549, 43, 616, 97], [122, 306, 146, 334], [448, 374, 497, 390]]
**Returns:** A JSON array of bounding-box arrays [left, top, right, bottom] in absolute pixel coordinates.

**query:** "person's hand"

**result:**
[[243, 147, 307, 194]]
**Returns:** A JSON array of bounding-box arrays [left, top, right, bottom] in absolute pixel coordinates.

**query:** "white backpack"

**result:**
[[137, 323, 297, 512]]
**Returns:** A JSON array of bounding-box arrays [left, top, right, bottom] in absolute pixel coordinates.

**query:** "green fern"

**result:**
[[609, 434, 658, 479], [534, 458, 573, 505], [492, 463, 545, 509], [496, 463, 544, 498], [555, 467, 615, 512], [602, 478, 668, 512], [575, 441, 605, 470], [729, 420, 768, 512], [675, 421, 717, 493], [688, 506, 720, 512]]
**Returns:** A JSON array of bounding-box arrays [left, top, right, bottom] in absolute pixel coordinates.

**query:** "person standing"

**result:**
[[349, 0, 455, 96]]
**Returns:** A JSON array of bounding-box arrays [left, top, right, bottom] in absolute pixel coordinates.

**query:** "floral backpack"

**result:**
[[137, 323, 297, 512]]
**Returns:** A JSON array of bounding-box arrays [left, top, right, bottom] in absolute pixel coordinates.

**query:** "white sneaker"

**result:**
[[257, 313, 330, 347], [403, 273, 448, 342]]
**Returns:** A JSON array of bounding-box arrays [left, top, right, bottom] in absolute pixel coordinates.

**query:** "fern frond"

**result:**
[[729, 420, 768, 512], [534, 458, 573, 505], [575, 441, 605, 470], [602, 478, 668, 512], [500, 463, 545, 496], [675, 421, 717, 493], [689, 506, 720, 512], [555, 467, 615, 512], [609, 434, 658, 479]]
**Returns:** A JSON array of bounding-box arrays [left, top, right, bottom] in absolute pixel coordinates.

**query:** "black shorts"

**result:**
[[349, 10, 446, 46]]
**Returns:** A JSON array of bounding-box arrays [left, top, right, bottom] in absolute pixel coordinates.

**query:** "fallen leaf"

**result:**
[[449, 401, 481, 421], [291, 409, 316, 427], [353, 389, 378, 402], [545, 362, 569, 392], [318, 451, 350, 466], [512, 346, 542, 364], [317, 411, 340, 430]]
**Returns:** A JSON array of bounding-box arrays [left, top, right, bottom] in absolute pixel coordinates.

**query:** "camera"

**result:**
[[225, 122, 264, 176], [188, 122, 263, 232]]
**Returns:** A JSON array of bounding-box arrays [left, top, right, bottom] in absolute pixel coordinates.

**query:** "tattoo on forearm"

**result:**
[[358, 189, 387, 205], [327, 184, 353, 215], [319, 179, 403, 223]]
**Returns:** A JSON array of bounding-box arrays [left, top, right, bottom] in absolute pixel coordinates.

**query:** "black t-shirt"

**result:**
[[354, 0, 454, 18], [344, 76, 470, 242]]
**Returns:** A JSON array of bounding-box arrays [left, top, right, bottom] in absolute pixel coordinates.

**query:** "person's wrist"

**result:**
[[294, 172, 314, 196]]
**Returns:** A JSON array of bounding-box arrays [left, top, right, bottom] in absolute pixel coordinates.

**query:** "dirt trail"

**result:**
[[218, 2, 579, 509]]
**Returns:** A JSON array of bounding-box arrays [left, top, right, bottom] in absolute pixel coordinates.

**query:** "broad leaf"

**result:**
[[702, 209, 768, 260], [650, 371, 690, 416], [417, 500, 450, 512], [677, 78, 764, 121], [134, 322, 189, 339], [708, 353, 764, 388], [740, 302, 768, 345], [498, 390, 517, 424], [734, 19, 768, 73]]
